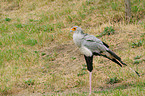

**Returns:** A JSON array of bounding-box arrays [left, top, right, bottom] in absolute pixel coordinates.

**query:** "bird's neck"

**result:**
[[73, 33, 84, 47]]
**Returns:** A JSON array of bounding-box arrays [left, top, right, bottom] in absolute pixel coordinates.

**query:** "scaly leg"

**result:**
[[89, 72, 92, 96]]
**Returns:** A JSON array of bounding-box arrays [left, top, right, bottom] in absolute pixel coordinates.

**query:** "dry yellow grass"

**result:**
[[0, 0, 144, 96]]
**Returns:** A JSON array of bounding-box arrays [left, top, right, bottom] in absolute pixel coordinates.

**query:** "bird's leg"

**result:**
[[89, 72, 92, 95], [84, 55, 93, 95]]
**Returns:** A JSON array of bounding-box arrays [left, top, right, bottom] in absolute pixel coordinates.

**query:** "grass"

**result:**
[[0, 0, 145, 96], [131, 40, 144, 48], [96, 26, 115, 37], [106, 77, 121, 85]]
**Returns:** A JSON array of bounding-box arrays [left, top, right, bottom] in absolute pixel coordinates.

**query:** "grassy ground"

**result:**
[[0, 0, 145, 96]]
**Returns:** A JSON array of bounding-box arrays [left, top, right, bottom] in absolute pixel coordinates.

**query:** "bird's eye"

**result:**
[[72, 27, 77, 31]]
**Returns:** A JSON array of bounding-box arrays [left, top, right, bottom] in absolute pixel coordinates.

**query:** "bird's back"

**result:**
[[82, 34, 109, 53]]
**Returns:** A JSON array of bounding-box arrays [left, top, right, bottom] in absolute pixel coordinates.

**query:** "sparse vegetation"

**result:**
[[71, 57, 76, 60], [41, 52, 46, 56], [0, 0, 145, 96], [24, 79, 35, 86], [77, 64, 87, 76], [133, 60, 142, 64], [106, 77, 121, 84], [131, 40, 144, 48], [133, 55, 144, 64], [5, 18, 11, 22], [134, 55, 142, 60], [97, 26, 115, 37], [23, 39, 38, 46]]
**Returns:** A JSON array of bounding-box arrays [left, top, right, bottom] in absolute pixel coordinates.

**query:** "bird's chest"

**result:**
[[73, 33, 92, 57], [73, 33, 83, 47], [79, 46, 92, 56]]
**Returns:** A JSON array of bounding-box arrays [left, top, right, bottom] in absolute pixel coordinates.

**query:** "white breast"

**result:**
[[79, 46, 92, 57], [73, 33, 93, 56], [73, 33, 84, 47]]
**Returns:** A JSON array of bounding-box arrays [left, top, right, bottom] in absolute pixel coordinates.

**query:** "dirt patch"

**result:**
[[13, 42, 88, 96], [40, 42, 85, 74]]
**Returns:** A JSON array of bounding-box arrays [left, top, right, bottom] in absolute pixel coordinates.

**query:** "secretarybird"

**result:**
[[70, 26, 140, 95]]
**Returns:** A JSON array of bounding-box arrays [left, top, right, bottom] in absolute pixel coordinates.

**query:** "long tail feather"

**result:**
[[107, 50, 121, 61], [111, 59, 122, 67], [120, 61, 127, 66], [94, 50, 140, 77], [122, 61, 140, 77], [100, 54, 122, 67], [106, 50, 140, 77]]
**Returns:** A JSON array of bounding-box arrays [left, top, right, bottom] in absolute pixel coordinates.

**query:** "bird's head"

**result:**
[[70, 26, 84, 34]]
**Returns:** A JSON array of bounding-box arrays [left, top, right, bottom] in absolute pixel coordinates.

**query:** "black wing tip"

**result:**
[[106, 50, 121, 61], [135, 71, 140, 77], [102, 42, 109, 48], [120, 61, 127, 66]]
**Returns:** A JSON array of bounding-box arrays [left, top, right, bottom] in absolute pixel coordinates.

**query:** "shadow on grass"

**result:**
[[93, 81, 145, 94], [45, 81, 145, 96]]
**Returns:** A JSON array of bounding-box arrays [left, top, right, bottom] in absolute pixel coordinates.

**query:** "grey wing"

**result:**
[[82, 35, 108, 53], [83, 34, 122, 60], [82, 34, 134, 68]]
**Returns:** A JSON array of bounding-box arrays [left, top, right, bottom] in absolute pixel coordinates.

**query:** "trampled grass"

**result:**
[[0, 0, 145, 96]]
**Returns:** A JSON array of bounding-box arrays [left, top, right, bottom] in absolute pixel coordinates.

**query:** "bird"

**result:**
[[70, 26, 140, 95]]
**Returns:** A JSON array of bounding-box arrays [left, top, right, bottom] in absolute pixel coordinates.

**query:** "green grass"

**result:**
[[97, 26, 115, 37], [131, 40, 144, 48], [0, 0, 145, 96]]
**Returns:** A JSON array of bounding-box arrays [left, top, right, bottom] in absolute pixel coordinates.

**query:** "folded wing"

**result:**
[[82, 34, 126, 67]]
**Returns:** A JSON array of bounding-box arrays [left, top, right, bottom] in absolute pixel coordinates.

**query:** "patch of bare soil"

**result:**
[[13, 41, 86, 96], [40, 41, 85, 74]]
